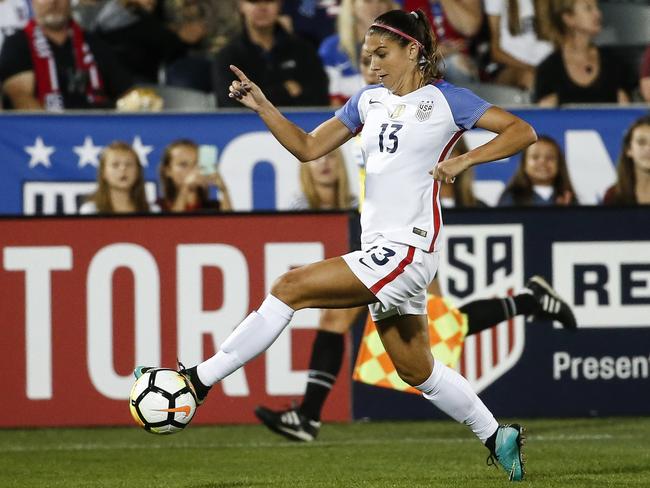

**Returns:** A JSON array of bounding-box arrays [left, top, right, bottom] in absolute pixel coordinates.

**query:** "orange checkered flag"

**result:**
[[353, 295, 469, 394]]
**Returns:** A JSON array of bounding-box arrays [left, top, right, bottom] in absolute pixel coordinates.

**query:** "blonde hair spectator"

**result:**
[[80, 141, 152, 214], [293, 149, 356, 210]]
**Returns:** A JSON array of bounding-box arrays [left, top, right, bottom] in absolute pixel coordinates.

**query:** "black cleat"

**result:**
[[254, 405, 321, 442], [526, 275, 577, 330]]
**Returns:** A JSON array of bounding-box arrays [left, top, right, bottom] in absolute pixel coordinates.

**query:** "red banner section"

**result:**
[[0, 213, 351, 427]]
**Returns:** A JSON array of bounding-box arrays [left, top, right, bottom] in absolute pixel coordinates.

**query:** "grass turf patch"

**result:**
[[1, 417, 649, 487]]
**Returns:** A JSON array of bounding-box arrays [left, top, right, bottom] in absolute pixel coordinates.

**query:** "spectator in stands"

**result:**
[[0, 0, 133, 110], [280, 0, 339, 50], [400, 0, 483, 84], [484, 0, 553, 90], [164, 0, 241, 55], [534, 0, 630, 106], [0, 0, 29, 53], [79, 141, 158, 214], [213, 0, 329, 108], [440, 138, 487, 208], [93, 0, 206, 85], [640, 45, 650, 103], [318, 0, 393, 107], [498, 135, 577, 206], [290, 148, 357, 210], [602, 115, 650, 205], [158, 139, 232, 212]]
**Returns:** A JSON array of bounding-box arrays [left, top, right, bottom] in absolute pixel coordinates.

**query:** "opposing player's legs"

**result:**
[[255, 306, 365, 441], [375, 313, 525, 481]]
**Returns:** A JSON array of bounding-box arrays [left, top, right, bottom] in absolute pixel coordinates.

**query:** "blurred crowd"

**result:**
[[1, 0, 649, 110], [0, 0, 648, 211]]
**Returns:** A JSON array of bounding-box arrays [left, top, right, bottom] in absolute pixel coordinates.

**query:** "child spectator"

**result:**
[[484, 0, 553, 90], [498, 135, 577, 206], [603, 115, 650, 205], [79, 141, 157, 214], [158, 139, 232, 212], [534, 0, 630, 106]]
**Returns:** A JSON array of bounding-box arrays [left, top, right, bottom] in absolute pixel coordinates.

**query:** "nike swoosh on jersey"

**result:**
[[369, 99, 380, 104]]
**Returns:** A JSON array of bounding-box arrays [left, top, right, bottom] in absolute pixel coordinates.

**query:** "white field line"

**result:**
[[0, 433, 627, 453]]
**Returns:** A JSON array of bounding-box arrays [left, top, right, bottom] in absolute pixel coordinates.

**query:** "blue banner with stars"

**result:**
[[0, 108, 647, 214]]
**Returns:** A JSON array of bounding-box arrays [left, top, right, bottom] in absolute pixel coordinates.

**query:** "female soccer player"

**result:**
[[137, 9, 536, 481]]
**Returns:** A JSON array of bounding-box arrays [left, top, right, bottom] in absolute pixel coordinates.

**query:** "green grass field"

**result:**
[[2, 417, 649, 487]]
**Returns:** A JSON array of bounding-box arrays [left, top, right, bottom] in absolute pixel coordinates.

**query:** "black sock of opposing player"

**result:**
[[299, 330, 345, 421], [461, 293, 538, 336]]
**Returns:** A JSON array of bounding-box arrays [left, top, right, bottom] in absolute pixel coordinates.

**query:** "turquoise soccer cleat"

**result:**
[[133, 366, 153, 379], [488, 424, 526, 481]]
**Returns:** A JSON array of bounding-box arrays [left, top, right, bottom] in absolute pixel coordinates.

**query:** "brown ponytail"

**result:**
[[369, 9, 442, 82]]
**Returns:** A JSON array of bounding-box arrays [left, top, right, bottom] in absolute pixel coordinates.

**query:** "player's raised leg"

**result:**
[[136, 257, 376, 403], [375, 313, 525, 481]]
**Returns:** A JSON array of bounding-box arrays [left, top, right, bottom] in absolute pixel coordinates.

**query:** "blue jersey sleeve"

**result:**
[[334, 84, 379, 133], [436, 80, 492, 130]]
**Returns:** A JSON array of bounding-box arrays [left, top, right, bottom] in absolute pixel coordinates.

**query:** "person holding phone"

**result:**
[[157, 139, 232, 212]]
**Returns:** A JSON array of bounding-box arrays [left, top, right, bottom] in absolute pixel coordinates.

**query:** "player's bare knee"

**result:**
[[394, 365, 429, 387], [269, 269, 305, 309]]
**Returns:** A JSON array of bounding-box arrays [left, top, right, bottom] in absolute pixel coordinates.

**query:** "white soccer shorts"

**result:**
[[342, 237, 439, 321]]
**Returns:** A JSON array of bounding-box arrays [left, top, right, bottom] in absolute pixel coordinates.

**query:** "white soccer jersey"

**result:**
[[335, 80, 490, 252]]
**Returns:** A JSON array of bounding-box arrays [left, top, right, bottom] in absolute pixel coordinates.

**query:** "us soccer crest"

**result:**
[[415, 100, 434, 121], [444, 224, 526, 393]]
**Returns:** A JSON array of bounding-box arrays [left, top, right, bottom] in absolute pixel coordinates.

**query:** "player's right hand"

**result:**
[[228, 65, 269, 112]]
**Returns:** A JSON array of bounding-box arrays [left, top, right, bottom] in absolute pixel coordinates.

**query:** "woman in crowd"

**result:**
[[290, 148, 357, 210], [158, 139, 232, 212], [603, 115, 650, 205], [80, 141, 156, 214], [534, 0, 630, 106], [498, 135, 577, 206], [485, 0, 553, 90]]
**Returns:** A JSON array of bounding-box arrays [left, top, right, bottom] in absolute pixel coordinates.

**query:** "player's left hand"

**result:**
[[430, 156, 470, 183]]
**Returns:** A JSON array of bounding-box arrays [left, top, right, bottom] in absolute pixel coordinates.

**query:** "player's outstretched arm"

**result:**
[[433, 107, 537, 182], [228, 65, 353, 161]]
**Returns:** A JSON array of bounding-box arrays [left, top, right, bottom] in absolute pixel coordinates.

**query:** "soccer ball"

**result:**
[[129, 368, 197, 434]]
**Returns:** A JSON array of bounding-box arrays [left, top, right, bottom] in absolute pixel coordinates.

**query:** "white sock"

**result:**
[[415, 360, 499, 443], [197, 294, 294, 386]]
